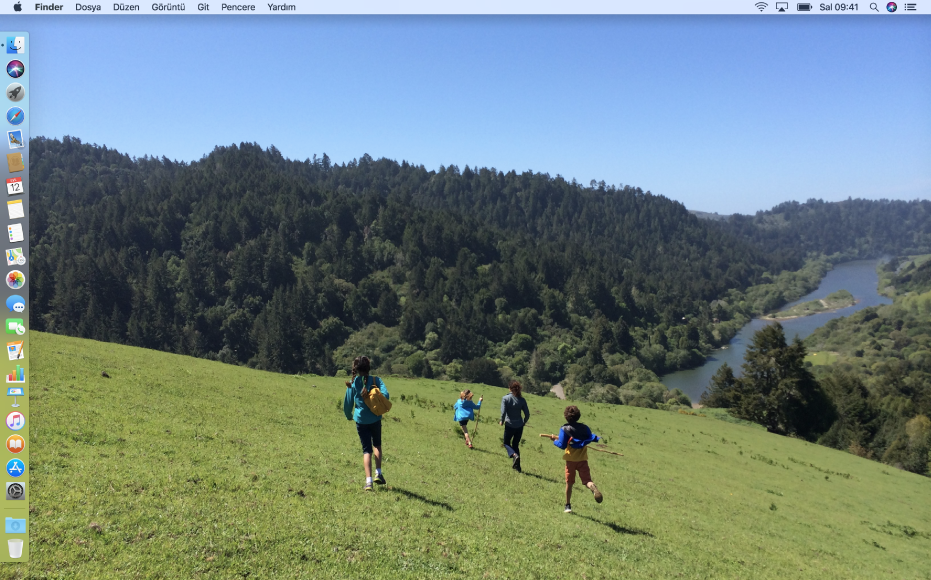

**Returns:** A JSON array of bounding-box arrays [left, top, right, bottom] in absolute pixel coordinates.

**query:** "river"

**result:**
[[660, 259, 892, 404]]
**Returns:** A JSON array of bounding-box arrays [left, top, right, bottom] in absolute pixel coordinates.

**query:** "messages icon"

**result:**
[[5, 295, 23, 313]]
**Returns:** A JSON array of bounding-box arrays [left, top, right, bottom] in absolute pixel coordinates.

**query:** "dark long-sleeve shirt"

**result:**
[[500, 393, 530, 427]]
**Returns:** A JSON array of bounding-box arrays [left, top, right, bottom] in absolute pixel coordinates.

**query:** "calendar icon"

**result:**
[[6, 178, 22, 196]]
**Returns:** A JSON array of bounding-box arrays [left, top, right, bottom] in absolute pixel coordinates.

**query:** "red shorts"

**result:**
[[565, 460, 592, 485]]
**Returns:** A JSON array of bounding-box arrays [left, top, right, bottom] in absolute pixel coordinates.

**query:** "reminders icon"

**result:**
[[7, 224, 22, 243]]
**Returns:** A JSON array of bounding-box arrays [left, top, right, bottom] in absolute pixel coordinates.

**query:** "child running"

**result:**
[[500, 381, 530, 472], [343, 356, 390, 491], [543, 405, 603, 513], [453, 390, 483, 449]]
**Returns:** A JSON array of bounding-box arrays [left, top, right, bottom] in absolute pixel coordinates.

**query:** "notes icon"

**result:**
[[6, 200, 23, 220]]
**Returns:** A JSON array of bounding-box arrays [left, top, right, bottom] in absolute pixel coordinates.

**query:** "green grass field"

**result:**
[[18, 332, 931, 579], [804, 351, 840, 366]]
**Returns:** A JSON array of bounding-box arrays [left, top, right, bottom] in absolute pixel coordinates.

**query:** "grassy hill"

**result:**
[[23, 332, 931, 579]]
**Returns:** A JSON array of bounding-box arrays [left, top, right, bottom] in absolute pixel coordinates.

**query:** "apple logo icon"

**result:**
[[13, 1, 21, 10]]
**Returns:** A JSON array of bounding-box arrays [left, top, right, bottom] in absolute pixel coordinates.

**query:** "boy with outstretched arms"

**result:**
[[543, 405, 603, 513]]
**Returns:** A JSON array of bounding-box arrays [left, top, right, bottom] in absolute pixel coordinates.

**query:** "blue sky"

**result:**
[[14, 15, 931, 214]]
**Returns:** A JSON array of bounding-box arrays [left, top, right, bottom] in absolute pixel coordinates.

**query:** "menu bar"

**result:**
[[3, 0, 927, 13]]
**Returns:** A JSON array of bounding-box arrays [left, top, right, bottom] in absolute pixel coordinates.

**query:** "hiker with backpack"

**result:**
[[499, 380, 530, 472], [541, 405, 603, 513], [343, 356, 391, 491], [453, 390, 483, 450]]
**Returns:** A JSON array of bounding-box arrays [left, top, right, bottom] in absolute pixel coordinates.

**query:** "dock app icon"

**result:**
[[6, 130, 22, 149], [7, 199, 23, 220], [5, 319, 23, 335], [6, 341, 22, 360], [4, 516, 24, 533], [5, 434, 23, 453], [6, 482, 24, 500], [5, 248, 23, 265], [7, 224, 22, 243], [5, 38, 24, 55], [5, 177, 22, 196], [6, 153, 23, 173]]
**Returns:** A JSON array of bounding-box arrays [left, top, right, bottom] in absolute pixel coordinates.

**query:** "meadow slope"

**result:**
[[17, 332, 931, 579]]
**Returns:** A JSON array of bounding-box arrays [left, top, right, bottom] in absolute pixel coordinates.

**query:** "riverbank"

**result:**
[[660, 260, 891, 404], [762, 290, 858, 321]]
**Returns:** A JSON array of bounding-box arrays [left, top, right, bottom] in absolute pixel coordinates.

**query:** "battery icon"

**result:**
[[798, 2, 812, 8]]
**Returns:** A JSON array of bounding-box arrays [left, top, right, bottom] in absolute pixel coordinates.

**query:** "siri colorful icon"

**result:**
[[886, 1, 897, 10], [6, 60, 24, 79]]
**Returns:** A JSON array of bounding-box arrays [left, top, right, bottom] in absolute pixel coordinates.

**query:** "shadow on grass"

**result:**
[[521, 471, 561, 485], [389, 487, 454, 511], [572, 513, 654, 537], [468, 446, 497, 455]]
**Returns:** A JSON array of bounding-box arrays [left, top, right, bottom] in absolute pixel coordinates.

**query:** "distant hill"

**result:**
[[721, 198, 931, 262], [27, 137, 931, 400], [27, 137, 776, 387], [689, 209, 732, 221], [28, 331, 931, 579]]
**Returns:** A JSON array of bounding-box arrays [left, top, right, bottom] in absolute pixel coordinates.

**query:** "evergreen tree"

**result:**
[[704, 324, 836, 439]]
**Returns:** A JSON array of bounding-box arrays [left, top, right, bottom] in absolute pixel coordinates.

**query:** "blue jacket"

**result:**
[[453, 398, 482, 422], [553, 422, 600, 449], [343, 375, 390, 425]]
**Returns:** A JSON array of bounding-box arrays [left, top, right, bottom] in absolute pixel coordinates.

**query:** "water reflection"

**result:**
[[660, 260, 892, 403]]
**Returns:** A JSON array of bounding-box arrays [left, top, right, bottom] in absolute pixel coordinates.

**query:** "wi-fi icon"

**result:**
[[755, 1, 768, 9]]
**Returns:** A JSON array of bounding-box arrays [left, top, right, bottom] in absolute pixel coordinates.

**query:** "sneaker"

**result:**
[[564, 504, 572, 513], [364, 483, 374, 492], [374, 473, 386, 486], [590, 483, 603, 503]]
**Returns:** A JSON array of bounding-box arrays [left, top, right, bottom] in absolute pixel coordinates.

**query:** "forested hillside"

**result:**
[[719, 198, 931, 261], [803, 258, 931, 475], [26, 137, 931, 404]]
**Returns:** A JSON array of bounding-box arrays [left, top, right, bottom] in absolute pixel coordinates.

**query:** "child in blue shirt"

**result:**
[[453, 389, 483, 449], [343, 356, 390, 491], [543, 405, 603, 513]]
